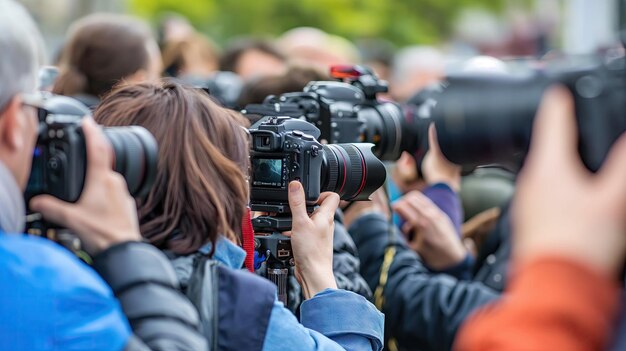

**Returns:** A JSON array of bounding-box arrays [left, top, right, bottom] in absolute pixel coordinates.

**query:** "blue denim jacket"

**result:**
[[205, 239, 384, 351]]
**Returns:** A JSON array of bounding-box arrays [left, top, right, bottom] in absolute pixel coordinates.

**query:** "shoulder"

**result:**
[[0, 234, 112, 295], [217, 266, 276, 351], [0, 234, 130, 349], [217, 265, 276, 303]]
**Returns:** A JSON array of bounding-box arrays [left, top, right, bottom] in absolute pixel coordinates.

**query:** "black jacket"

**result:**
[[472, 203, 512, 292], [348, 212, 499, 351], [92, 242, 208, 351]]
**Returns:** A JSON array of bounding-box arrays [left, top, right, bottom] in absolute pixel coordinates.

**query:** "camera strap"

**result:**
[[372, 195, 400, 351], [241, 207, 256, 272]]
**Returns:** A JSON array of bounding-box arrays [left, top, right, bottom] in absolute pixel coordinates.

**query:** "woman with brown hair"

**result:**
[[53, 14, 162, 108], [94, 80, 383, 351]]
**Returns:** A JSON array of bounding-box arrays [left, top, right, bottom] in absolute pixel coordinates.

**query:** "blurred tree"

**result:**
[[129, 0, 508, 47]]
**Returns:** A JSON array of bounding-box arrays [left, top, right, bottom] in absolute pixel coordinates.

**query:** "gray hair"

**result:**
[[0, 0, 45, 110], [391, 46, 444, 84]]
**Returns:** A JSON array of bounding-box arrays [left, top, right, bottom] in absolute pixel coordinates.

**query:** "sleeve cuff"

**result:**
[[300, 289, 384, 348], [431, 253, 475, 280]]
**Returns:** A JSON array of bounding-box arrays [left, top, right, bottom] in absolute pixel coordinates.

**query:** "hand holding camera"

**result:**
[[421, 124, 461, 191], [286, 181, 339, 299], [393, 190, 467, 270], [30, 118, 142, 254]]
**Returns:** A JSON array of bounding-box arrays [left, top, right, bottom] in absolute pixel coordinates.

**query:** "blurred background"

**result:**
[[17, 0, 620, 63]]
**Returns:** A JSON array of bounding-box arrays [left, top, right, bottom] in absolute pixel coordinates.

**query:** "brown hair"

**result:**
[[53, 14, 154, 98], [237, 65, 329, 108], [94, 80, 250, 255], [162, 33, 220, 77], [219, 38, 286, 73]]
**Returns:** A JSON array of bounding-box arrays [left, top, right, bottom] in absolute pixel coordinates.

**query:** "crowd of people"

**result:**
[[1, 0, 626, 350]]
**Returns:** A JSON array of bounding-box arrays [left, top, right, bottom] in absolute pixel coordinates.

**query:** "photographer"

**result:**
[[0, 2, 206, 350], [456, 88, 626, 351], [94, 81, 384, 351], [53, 13, 162, 109], [344, 127, 499, 350]]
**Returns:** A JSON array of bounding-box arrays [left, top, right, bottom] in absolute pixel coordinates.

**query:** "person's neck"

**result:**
[[0, 160, 25, 233]]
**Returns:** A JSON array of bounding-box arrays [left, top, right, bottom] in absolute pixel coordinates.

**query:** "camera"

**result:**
[[249, 116, 386, 215], [409, 52, 626, 172], [25, 94, 158, 205], [249, 115, 385, 304], [175, 71, 243, 109], [243, 65, 421, 162]]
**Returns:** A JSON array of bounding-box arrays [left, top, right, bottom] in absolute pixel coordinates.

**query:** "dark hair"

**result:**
[[53, 14, 154, 98], [237, 65, 328, 108], [219, 38, 286, 73], [94, 80, 250, 255], [161, 33, 220, 77]]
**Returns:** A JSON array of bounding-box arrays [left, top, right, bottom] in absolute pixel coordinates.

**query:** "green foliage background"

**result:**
[[129, 0, 508, 47]]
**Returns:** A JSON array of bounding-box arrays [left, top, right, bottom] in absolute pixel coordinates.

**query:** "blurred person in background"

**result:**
[[237, 65, 328, 108], [156, 13, 195, 50], [278, 27, 360, 71], [389, 46, 444, 103], [0, 1, 206, 350], [456, 88, 626, 351], [356, 38, 396, 82], [53, 14, 162, 109], [219, 38, 287, 81], [162, 32, 220, 78], [94, 81, 384, 351]]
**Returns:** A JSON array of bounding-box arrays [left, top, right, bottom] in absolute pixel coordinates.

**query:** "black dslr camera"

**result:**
[[249, 116, 386, 304], [249, 116, 386, 218], [25, 95, 158, 240], [243, 65, 423, 162]]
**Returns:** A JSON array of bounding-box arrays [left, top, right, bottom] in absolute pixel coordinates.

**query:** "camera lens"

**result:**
[[320, 143, 386, 201], [357, 102, 405, 161], [103, 126, 158, 198]]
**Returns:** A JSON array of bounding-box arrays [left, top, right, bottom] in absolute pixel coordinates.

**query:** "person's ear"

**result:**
[[0, 96, 25, 152]]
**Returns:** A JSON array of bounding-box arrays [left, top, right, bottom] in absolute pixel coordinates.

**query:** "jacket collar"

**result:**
[[199, 237, 246, 270]]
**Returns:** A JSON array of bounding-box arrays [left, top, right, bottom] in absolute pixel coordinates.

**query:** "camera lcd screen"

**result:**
[[252, 158, 284, 188]]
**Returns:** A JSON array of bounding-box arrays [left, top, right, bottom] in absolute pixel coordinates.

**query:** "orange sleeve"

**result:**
[[455, 257, 622, 351]]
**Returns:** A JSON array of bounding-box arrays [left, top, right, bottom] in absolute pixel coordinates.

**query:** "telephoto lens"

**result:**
[[321, 143, 387, 201], [25, 95, 159, 203], [104, 126, 158, 198]]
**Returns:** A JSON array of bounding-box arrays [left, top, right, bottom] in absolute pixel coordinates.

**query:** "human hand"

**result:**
[[393, 190, 467, 270], [30, 118, 141, 255], [513, 87, 626, 277], [341, 187, 390, 229], [422, 124, 462, 191], [286, 181, 339, 299]]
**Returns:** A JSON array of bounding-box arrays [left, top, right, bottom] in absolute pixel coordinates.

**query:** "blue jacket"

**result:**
[[195, 238, 385, 351], [0, 233, 130, 351]]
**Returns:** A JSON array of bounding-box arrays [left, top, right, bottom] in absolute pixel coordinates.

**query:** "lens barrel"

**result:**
[[104, 126, 158, 198], [321, 143, 386, 201]]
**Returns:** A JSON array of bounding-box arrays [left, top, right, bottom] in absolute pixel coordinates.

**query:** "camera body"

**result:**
[[249, 115, 387, 215], [25, 96, 91, 203], [26, 115, 88, 203], [249, 116, 324, 212], [25, 95, 158, 205], [243, 66, 406, 161]]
